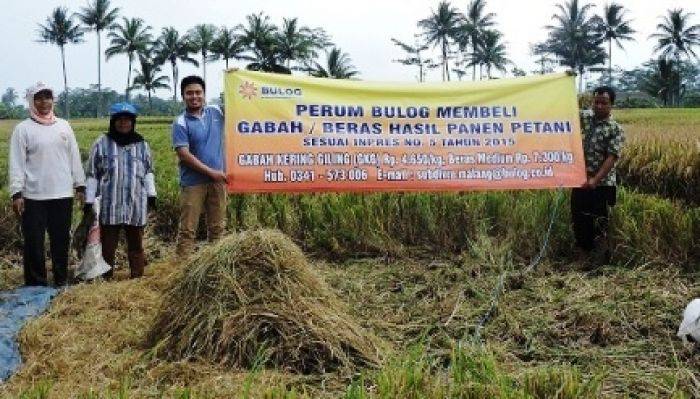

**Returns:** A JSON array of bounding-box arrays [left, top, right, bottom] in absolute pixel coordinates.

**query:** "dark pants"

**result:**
[[571, 186, 616, 251], [100, 224, 146, 278], [22, 198, 73, 286]]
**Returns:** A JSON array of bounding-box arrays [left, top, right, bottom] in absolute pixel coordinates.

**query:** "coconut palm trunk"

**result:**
[[126, 54, 133, 101], [472, 42, 477, 81], [60, 45, 69, 118], [675, 51, 681, 107], [608, 38, 612, 84], [442, 39, 450, 81], [202, 53, 207, 85], [97, 31, 102, 116], [170, 60, 178, 101]]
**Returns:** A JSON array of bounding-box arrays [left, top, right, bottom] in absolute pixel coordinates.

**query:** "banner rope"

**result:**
[[467, 187, 566, 344]]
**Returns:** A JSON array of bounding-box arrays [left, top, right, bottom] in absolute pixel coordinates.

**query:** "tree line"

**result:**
[[32, 0, 359, 118], [2, 0, 699, 119], [391, 0, 699, 106]]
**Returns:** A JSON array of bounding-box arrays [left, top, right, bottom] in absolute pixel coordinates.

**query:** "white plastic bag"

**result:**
[[677, 298, 700, 345], [74, 199, 111, 280]]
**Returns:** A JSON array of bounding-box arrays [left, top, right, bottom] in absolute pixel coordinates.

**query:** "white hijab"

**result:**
[[25, 82, 57, 125]]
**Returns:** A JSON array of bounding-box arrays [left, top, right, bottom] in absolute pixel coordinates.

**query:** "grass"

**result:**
[[0, 109, 698, 397]]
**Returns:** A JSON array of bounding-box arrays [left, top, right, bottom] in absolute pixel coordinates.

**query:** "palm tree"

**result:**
[[210, 27, 249, 69], [391, 36, 432, 82], [468, 30, 510, 79], [310, 47, 358, 79], [650, 9, 700, 61], [460, 0, 496, 81], [530, 43, 556, 74], [106, 17, 152, 101], [277, 18, 330, 70], [77, 0, 119, 116], [592, 3, 635, 83], [131, 49, 170, 111], [238, 13, 290, 73], [418, 1, 463, 81], [37, 7, 85, 118], [188, 24, 217, 85], [650, 8, 700, 106], [540, 0, 606, 91], [639, 58, 681, 106], [451, 66, 468, 80], [155, 27, 198, 100]]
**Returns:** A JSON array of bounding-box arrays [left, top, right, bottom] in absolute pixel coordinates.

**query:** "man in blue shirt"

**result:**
[[171, 75, 227, 256]]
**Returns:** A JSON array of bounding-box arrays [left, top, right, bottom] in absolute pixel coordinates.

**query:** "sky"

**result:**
[[1, 0, 698, 104]]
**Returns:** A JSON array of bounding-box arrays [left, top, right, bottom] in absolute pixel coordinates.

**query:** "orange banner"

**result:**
[[224, 70, 585, 192]]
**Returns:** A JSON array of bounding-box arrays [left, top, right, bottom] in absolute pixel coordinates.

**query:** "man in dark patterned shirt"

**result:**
[[572, 86, 625, 265]]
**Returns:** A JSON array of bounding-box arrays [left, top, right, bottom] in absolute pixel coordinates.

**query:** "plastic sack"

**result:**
[[677, 298, 700, 345], [74, 199, 111, 280]]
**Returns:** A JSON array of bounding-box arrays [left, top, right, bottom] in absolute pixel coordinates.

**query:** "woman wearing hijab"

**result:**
[[84, 103, 157, 279], [8, 82, 86, 287]]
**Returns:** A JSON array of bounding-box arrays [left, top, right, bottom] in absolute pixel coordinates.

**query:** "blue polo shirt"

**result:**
[[171, 105, 225, 187]]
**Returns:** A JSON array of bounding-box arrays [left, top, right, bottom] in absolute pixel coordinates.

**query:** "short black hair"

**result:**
[[180, 75, 205, 96], [593, 86, 616, 104]]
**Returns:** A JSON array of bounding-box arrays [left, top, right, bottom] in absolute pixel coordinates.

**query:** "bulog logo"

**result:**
[[239, 81, 257, 100]]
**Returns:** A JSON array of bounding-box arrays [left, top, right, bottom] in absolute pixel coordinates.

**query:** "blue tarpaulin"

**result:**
[[0, 286, 58, 381]]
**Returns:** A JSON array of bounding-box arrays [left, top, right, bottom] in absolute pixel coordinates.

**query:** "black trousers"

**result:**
[[571, 186, 616, 251], [21, 198, 73, 286]]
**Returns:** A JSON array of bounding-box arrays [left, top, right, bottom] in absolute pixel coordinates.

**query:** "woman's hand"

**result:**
[[12, 197, 24, 217]]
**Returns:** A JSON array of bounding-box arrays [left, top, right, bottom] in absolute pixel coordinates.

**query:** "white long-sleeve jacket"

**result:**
[[8, 118, 86, 200]]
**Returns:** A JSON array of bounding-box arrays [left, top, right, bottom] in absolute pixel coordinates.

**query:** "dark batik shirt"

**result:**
[[580, 110, 625, 186]]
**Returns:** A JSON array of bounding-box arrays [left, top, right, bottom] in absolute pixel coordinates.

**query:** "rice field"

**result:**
[[615, 109, 700, 204], [0, 108, 698, 398]]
